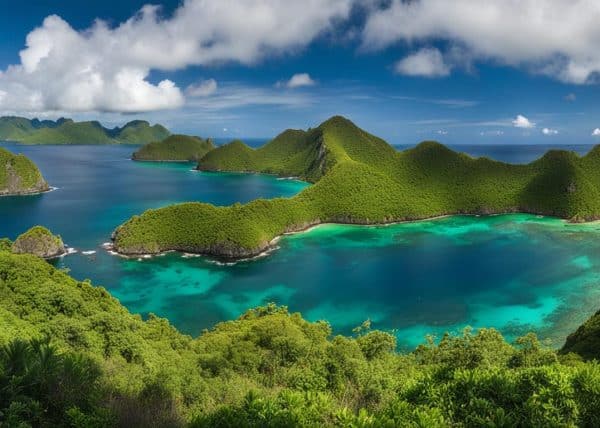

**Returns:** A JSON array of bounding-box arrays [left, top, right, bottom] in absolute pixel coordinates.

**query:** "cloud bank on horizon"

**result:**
[[0, 0, 600, 143]]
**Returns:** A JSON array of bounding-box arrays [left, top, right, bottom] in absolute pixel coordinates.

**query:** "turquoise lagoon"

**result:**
[[2, 142, 600, 349]]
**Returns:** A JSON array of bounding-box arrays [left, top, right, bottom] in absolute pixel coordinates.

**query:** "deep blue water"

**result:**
[[2, 141, 600, 349]]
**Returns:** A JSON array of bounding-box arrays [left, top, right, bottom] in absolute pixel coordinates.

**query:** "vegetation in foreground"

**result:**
[[132, 135, 215, 162], [0, 116, 169, 145], [1, 247, 600, 427], [0, 147, 49, 195], [114, 115, 600, 258]]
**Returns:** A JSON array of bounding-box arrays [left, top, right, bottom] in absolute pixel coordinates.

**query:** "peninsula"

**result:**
[[132, 134, 215, 162], [0, 116, 169, 144], [112, 115, 600, 258], [0, 147, 49, 195]]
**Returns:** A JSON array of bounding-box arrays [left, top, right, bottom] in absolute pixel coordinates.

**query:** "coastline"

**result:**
[[131, 158, 197, 163], [197, 166, 311, 183], [0, 185, 57, 197], [109, 210, 595, 262]]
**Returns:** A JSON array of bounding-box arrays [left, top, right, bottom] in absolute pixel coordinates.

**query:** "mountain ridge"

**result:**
[[0, 116, 170, 144], [113, 115, 600, 258]]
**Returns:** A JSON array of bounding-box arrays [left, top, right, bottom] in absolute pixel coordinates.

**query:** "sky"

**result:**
[[1, 0, 600, 145]]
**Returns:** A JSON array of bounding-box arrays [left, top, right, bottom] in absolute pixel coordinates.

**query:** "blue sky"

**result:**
[[1, 0, 600, 145]]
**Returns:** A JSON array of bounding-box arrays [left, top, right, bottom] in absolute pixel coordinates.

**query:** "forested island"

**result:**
[[132, 134, 215, 162], [1, 242, 600, 426], [9, 226, 66, 258], [0, 116, 169, 144], [113, 115, 600, 259], [0, 147, 49, 195]]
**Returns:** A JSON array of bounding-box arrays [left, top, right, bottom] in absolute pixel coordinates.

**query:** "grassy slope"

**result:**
[[3, 247, 600, 426], [0, 116, 37, 140], [0, 147, 48, 195], [114, 116, 600, 257], [0, 117, 170, 144], [132, 134, 215, 161]]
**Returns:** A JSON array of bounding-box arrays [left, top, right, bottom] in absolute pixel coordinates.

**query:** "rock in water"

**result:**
[[12, 226, 66, 258]]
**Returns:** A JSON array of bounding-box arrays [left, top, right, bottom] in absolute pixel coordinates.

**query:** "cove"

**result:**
[[1, 142, 600, 350]]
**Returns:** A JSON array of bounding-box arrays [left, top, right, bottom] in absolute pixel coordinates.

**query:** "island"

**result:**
[[1, 237, 600, 426], [132, 134, 215, 162], [0, 116, 169, 144], [0, 147, 49, 196], [11, 225, 66, 258], [112, 115, 600, 259]]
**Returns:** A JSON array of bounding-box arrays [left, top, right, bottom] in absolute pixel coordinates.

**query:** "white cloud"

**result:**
[[363, 0, 600, 84], [394, 48, 450, 77], [278, 73, 316, 88], [186, 82, 313, 111], [436, 129, 448, 135], [512, 115, 535, 129], [185, 79, 218, 97], [564, 93, 577, 102], [0, 0, 352, 113], [592, 128, 600, 136], [542, 127, 558, 135]]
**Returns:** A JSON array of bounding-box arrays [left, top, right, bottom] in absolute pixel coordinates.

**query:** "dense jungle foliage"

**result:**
[[1, 248, 600, 427]]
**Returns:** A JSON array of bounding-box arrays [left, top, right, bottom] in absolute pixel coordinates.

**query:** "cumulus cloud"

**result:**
[[186, 79, 218, 97], [542, 127, 558, 135], [394, 48, 450, 77], [592, 128, 600, 136], [363, 0, 600, 84], [0, 0, 352, 113], [512, 115, 535, 129], [278, 73, 316, 88]]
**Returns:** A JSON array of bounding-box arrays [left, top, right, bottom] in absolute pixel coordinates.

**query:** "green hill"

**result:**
[[561, 309, 600, 360], [113, 116, 600, 258], [0, 147, 49, 195], [3, 245, 600, 426], [132, 134, 215, 161], [0, 116, 170, 145]]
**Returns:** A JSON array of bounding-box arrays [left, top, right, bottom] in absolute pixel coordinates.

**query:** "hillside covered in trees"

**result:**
[[113, 116, 600, 258], [1, 246, 600, 427]]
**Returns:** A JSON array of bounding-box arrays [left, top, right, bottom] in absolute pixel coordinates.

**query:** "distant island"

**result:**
[[0, 147, 49, 196], [0, 116, 169, 144], [132, 134, 215, 162], [112, 115, 600, 259]]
